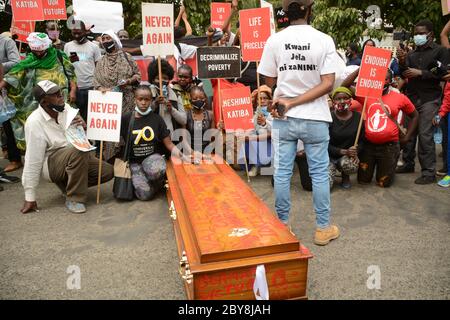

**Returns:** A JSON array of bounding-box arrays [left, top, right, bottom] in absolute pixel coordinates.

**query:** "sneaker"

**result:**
[[436, 168, 448, 176], [65, 201, 86, 214], [438, 176, 450, 188], [414, 176, 436, 185], [396, 165, 414, 174], [314, 225, 340, 246], [248, 166, 259, 177], [0, 173, 20, 183]]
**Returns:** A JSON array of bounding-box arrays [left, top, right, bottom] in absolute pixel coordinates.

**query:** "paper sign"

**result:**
[[11, 0, 44, 21], [141, 3, 174, 57], [442, 0, 450, 15], [355, 46, 392, 99], [211, 2, 231, 29], [43, 0, 67, 20], [221, 86, 254, 131], [73, 0, 124, 33], [10, 20, 36, 43], [87, 91, 123, 143], [275, 7, 289, 29], [197, 46, 241, 79], [260, 0, 276, 34], [239, 7, 272, 62]]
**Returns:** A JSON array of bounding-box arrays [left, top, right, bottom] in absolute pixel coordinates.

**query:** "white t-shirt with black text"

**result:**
[[257, 25, 337, 122]]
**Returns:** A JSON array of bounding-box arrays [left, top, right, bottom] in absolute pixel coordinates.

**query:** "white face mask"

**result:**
[[135, 106, 152, 116]]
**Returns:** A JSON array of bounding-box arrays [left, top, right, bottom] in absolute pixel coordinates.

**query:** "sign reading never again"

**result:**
[[196, 47, 241, 79]]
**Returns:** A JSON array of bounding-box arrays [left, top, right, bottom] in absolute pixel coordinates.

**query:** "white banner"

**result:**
[[141, 3, 174, 57], [87, 91, 122, 143], [73, 0, 124, 33], [260, 0, 276, 35]]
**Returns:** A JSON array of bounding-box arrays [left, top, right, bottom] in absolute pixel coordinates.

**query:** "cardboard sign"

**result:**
[[10, 20, 36, 43], [355, 46, 392, 99], [141, 3, 174, 57], [260, 0, 276, 35], [442, 0, 450, 15], [197, 46, 241, 79], [275, 7, 289, 29], [73, 0, 124, 33], [43, 0, 67, 20], [221, 86, 254, 131], [239, 7, 272, 62], [86, 91, 123, 143], [11, 0, 44, 21], [211, 2, 231, 29]]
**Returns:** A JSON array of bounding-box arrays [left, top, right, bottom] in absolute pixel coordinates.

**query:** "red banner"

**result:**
[[43, 0, 67, 20], [221, 86, 254, 131], [355, 46, 392, 99], [10, 20, 36, 43], [211, 2, 231, 29], [239, 7, 272, 62], [11, 0, 45, 21]]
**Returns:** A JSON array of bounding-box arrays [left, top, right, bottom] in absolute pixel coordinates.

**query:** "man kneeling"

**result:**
[[21, 80, 113, 214]]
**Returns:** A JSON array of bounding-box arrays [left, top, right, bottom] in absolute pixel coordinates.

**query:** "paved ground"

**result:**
[[0, 152, 449, 300]]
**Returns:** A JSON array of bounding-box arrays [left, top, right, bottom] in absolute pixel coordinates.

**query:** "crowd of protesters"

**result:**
[[0, 0, 449, 246]]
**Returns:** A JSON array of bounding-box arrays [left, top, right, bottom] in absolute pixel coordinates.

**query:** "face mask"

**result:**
[[75, 35, 87, 44], [414, 34, 428, 47], [135, 105, 152, 116], [334, 102, 350, 112], [103, 41, 115, 53], [49, 103, 65, 113], [191, 100, 206, 110], [33, 51, 48, 59], [260, 106, 270, 117], [345, 51, 352, 58], [47, 30, 60, 40]]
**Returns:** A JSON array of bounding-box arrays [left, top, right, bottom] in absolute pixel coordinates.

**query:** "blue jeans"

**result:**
[[272, 117, 331, 228]]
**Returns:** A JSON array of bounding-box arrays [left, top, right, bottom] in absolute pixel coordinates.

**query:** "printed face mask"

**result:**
[[334, 100, 351, 112], [191, 100, 206, 110], [103, 41, 115, 53]]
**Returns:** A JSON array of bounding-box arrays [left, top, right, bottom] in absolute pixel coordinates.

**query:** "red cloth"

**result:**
[[211, 79, 246, 127], [439, 82, 450, 118], [356, 91, 415, 144], [350, 99, 363, 114]]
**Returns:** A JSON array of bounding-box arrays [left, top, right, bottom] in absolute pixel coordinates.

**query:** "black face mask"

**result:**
[[191, 100, 206, 110], [49, 103, 65, 113], [103, 41, 115, 53], [75, 35, 87, 44]]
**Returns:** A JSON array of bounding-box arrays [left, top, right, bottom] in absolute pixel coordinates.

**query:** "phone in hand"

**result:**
[[275, 103, 286, 117], [69, 52, 79, 63]]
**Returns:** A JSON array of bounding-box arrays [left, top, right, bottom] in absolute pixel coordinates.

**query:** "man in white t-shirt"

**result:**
[[258, 0, 339, 246], [64, 21, 102, 120]]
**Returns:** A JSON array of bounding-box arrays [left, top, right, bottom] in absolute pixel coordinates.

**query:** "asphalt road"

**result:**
[[0, 154, 449, 300]]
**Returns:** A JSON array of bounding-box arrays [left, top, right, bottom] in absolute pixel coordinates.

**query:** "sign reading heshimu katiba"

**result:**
[[355, 46, 392, 99], [87, 91, 123, 143], [221, 86, 254, 131], [197, 47, 241, 79], [141, 2, 174, 57]]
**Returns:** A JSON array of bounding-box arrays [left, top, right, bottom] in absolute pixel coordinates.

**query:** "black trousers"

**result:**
[[76, 87, 93, 121], [2, 120, 21, 162]]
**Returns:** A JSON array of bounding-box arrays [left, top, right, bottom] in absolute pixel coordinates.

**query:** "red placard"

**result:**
[[239, 7, 272, 62], [355, 46, 392, 99], [221, 86, 254, 131], [43, 0, 67, 20], [211, 2, 231, 29], [11, 0, 45, 21], [10, 20, 36, 43]]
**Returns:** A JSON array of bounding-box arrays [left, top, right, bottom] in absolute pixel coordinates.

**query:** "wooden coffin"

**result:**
[[165, 155, 313, 300]]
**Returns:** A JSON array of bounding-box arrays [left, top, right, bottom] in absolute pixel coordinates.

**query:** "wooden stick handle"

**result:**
[[96, 141, 104, 205], [256, 61, 261, 109], [354, 96, 368, 147], [158, 55, 163, 96]]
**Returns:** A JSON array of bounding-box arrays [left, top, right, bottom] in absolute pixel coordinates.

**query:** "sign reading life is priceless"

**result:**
[[355, 46, 392, 99], [87, 91, 123, 143], [196, 47, 241, 79], [141, 3, 174, 57], [11, 0, 45, 21], [239, 7, 272, 62], [221, 86, 254, 131], [211, 2, 231, 29]]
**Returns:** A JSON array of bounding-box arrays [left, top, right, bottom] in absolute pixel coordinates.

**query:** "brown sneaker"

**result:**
[[314, 225, 340, 246]]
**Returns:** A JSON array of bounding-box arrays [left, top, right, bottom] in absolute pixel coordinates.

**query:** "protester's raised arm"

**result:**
[[441, 20, 450, 49], [222, 0, 238, 33], [175, 4, 184, 28], [182, 8, 193, 36]]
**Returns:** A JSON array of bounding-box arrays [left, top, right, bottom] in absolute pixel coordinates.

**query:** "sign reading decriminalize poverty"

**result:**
[[196, 46, 241, 79], [141, 2, 174, 57], [221, 86, 254, 131], [11, 0, 45, 21], [86, 91, 122, 143], [239, 7, 272, 62]]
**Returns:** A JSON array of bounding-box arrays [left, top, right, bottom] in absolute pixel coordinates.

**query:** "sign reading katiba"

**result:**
[[355, 46, 392, 99], [11, 0, 45, 21], [86, 91, 123, 143], [42, 0, 67, 20], [10, 20, 36, 43], [221, 86, 254, 131], [239, 7, 272, 62], [211, 2, 231, 29], [141, 3, 174, 57], [197, 47, 241, 79]]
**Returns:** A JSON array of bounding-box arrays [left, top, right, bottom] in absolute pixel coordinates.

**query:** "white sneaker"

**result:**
[[248, 166, 259, 177]]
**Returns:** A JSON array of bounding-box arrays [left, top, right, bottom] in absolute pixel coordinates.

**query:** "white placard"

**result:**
[[260, 0, 276, 35], [141, 3, 174, 57], [73, 0, 124, 33], [87, 91, 122, 143]]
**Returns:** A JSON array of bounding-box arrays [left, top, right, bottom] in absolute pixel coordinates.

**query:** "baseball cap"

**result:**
[[33, 80, 61, 102], [282, 0, 314, 12]]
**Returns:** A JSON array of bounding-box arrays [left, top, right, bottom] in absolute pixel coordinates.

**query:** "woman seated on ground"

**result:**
[[239, 85, 273, 177], [328, 87, 363, 189], [184, 86, 215, 154], [120, 86, 187, 201]]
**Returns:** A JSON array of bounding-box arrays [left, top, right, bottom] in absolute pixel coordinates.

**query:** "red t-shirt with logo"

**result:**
[[356, 91, 415, 144]]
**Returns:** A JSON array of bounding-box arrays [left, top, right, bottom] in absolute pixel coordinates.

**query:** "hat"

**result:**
[[33, 80, 61, 102], [26, 32, 52, 51], [282, 0, 314, 12]]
